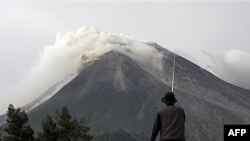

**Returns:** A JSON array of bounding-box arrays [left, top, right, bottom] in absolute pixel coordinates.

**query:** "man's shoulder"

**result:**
[[159, 106, 184, 113], [175, 106, 184, 110]]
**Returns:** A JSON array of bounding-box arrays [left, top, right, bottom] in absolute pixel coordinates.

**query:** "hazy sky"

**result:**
[[0, 0, 250, 113]]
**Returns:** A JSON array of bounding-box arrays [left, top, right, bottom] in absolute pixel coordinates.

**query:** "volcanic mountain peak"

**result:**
[[1, 28, 250, 141], [28, 50, 168, 134]]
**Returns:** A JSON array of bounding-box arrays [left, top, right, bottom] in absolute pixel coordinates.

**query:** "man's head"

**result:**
[[161, 92, 177, 106]]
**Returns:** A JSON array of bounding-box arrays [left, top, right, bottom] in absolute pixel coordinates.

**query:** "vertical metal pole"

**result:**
[[171, 55, 176, 92]]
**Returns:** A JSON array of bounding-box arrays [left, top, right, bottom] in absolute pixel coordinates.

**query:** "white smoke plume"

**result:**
[[5, 26, 163, 112], [206, 50, 250, 89]]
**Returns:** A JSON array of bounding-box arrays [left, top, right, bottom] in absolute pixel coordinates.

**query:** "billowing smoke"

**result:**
[[5, 27, 163, 111], [206, 50, 250, 89]]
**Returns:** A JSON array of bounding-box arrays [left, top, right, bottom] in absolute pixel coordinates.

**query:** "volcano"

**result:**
[[26, 42, 250, 141], [1, 27, 249, 141]]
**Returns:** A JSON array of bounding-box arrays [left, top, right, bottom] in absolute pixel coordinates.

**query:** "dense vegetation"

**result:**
[[1, 104, 92, 141], [3, 104, 34, 141]]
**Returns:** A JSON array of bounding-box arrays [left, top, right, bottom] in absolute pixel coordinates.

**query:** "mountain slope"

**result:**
[[27, 46, 250, 141], [28, 51, 168, 135], [92, 129, 146, 141]]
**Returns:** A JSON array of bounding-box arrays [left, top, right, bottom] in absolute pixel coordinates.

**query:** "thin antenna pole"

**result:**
[[171, 55, 176, 92]]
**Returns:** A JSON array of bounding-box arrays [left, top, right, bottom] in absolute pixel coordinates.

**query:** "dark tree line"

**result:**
[[0, 104, 92, 141]]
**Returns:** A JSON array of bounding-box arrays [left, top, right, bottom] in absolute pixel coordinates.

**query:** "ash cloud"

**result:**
[[206, 50, 250, 89], [3, 27, 163, 113]]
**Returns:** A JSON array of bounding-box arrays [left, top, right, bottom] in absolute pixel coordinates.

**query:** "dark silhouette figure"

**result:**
[[151, 92, 186, 141]]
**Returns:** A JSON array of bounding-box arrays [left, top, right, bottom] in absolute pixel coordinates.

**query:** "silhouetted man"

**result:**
[[151, 92, 185, 141]]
